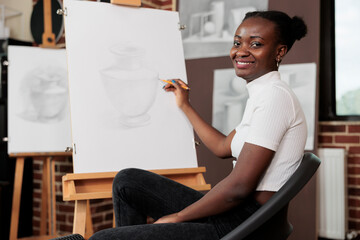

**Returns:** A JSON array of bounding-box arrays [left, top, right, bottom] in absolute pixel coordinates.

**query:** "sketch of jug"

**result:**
[[18, 66, 68, 123], [100, 43, 159, 127]]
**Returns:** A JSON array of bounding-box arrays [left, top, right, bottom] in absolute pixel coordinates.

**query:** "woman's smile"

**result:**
[[234, 60, 255, 69]]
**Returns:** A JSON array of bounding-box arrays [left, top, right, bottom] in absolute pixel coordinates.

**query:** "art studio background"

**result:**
[[0, 0, 359, 240]]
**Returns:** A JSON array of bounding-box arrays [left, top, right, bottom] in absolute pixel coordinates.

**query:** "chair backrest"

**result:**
[[221, 152, 321, 240]]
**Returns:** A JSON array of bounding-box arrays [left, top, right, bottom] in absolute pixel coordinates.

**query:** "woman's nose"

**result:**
[[235, 47, 250, 57]]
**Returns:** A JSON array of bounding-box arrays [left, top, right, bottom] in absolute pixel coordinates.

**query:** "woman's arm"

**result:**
[[164, 79, 234, 158], [155, 143, 274, 223]]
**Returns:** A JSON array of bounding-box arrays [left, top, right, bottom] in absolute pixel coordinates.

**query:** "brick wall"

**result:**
[[318, 121, 360, 233], [32, 157, 115, 236]]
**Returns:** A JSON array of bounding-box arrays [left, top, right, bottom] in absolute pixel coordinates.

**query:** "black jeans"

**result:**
[[89, 168, 261, 240]]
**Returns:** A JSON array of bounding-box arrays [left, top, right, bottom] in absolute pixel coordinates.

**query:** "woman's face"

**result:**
[[230, 17, 286, 83]]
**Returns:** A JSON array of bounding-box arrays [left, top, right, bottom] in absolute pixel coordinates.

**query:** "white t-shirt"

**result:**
[[230, 71, 307, 191]]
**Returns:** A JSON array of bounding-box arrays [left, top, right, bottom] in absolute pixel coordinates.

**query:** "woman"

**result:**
[[90, 10, 308, 240]]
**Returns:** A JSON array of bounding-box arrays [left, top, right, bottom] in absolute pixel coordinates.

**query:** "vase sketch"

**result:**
[[18, 66, 68, 123], [100, 44, 159, 127]]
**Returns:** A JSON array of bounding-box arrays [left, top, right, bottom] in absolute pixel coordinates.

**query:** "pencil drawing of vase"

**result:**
[[100, 43, 159, 127], [18, 66, 68, 123]]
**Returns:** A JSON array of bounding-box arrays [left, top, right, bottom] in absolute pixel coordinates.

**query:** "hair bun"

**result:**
[[242, 11, 308, 51], [291, 16, 307, 40]]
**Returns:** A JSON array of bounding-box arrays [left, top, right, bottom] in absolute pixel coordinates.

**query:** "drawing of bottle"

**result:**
[[19, 67, 68, 122], [30, 75, 68, 120], [210, 1, 224, 38], [100, 43, 159, 127]]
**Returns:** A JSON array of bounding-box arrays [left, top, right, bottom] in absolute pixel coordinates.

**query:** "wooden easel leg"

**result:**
[[41, 156, 57, 237], [113, 210, 116, 228], [9, 157, 25, 240], [73, 200, 87, 237], [85, 200, 94, 239]]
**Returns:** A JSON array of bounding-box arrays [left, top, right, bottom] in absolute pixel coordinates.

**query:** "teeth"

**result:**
[[236, 61, 252, 65]]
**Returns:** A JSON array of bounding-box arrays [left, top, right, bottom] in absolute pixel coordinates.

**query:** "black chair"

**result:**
[[221, 152, 321, 240], [50, 234, 85, 240]]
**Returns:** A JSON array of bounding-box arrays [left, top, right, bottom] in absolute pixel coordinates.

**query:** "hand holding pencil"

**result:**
[[162, 79, 191, 109], [161, 79, 190, 90]]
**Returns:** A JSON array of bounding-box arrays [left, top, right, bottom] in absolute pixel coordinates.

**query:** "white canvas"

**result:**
[[213, 63, 317, 150], [7, 46, 72, 153], [63, 0, 198, 173]]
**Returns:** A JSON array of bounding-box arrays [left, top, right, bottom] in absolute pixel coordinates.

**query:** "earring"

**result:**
[[276, 57, 282, 68]]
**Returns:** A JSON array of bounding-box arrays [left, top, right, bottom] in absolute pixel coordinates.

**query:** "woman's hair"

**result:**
[[243, 11, 307, 51]]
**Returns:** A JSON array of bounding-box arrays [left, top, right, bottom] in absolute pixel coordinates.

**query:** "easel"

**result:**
[[59, 0, 208, 239], [62, 167, 211, 239], [41, 0, 56, 48], [9, 0, 66, 239], [9, 152, 72, 240], [110, 0, 141, 7]]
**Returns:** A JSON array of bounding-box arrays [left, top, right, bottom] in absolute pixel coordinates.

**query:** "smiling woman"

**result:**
[[230, 17, 283, 82], [230, 12, 307, 83], [90, 10, 309, 240]]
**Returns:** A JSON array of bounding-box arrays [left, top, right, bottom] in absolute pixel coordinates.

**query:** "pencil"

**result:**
[[161, 79, 190, 90]]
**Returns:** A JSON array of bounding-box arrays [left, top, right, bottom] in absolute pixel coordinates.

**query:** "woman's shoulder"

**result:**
[[259, 79, 295, 102]]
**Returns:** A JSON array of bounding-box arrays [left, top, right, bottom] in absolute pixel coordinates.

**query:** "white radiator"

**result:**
[[318, 148, 348, 239]]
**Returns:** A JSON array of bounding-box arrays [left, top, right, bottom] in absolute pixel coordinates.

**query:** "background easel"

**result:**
[[9, 152, 72, 240], [9, 0, 66, 239]]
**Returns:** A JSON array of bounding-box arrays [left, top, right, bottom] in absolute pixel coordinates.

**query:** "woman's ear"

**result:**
[[278, 45, 288, 58]]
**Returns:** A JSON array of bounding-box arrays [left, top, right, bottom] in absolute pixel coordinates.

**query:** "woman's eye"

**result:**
[[251, 42, 262, 48], [233, 41, 240, 47]]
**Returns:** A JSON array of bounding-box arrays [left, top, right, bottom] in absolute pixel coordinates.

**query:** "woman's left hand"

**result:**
[[154, 212, 182, 224]]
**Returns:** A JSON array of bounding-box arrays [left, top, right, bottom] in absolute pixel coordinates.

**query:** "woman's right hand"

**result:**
[[164, 78, 233, 158], [163, 79, 190, 110]]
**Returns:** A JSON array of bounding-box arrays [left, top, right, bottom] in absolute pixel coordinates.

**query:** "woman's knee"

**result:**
[[113, 168, 147, 194]]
